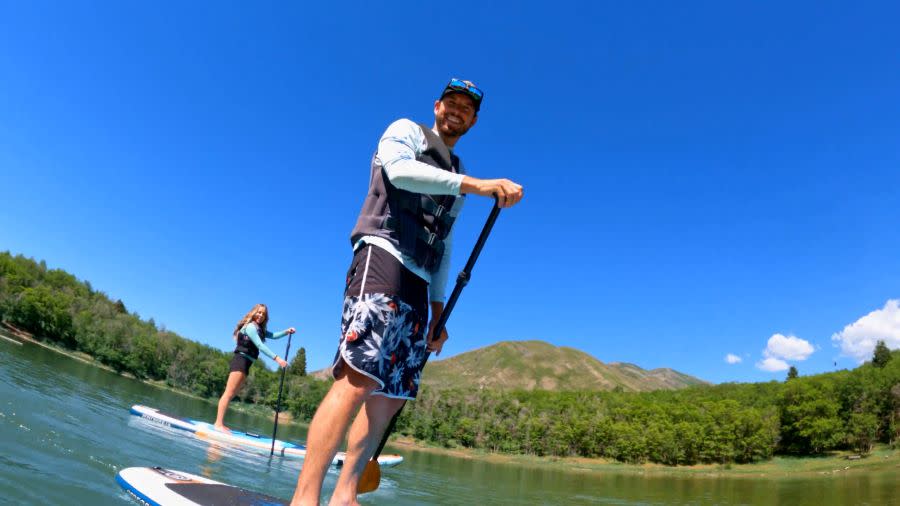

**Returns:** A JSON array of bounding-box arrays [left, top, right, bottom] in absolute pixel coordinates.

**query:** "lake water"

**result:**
[[1, 337, 897, 505]]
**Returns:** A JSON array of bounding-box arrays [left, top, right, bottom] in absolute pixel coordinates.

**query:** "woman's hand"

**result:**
[[276, 357, 288, 368], [287, 327, 296, 334]]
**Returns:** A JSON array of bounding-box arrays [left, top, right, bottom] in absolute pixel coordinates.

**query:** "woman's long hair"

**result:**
[[233, 303, 268, 340]]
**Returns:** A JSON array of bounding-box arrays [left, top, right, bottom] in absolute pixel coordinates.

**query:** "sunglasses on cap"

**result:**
[[442, 78, 484, 111], [446, 78, 483, 100]]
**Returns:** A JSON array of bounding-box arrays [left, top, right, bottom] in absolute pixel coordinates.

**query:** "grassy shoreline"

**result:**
[[390, 436, 900, 478], [6, 327, 898, 477]]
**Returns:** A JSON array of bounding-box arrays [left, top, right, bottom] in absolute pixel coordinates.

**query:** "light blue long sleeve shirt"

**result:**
[[355, 119, 467, 302], [240, 322, 289, 362]]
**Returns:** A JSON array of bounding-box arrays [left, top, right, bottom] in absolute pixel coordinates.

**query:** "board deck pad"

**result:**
[[117, 467, 288, 506], [166, 483, 285, 506]]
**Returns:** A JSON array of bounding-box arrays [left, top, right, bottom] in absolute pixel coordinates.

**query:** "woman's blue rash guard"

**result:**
[[239, 322, 289, 362]]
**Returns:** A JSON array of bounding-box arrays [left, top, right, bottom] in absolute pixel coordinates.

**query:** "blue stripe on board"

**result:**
[[189, 420, 302, 449], [116, 472, 163, 506], [130, 406, 303, 449]]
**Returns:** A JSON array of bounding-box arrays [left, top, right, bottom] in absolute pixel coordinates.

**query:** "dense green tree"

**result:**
[[873, 340, 892, 368], [787, 366, 798, 380], [289, 347, 307, 376], [891, 383, 900, 447], [847, 411, 879, 454], [779, 378, 845, 454], [8, 286, 75, 345], [284, 377, 330, 420]]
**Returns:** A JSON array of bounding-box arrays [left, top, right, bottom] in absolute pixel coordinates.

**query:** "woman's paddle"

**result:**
[[358, 197, 503, 493], [270, 331, 293, 457]]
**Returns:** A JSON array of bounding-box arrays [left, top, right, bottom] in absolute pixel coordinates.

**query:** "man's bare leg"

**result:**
[[291, 367, 377, 506], [328, 395, 406, 506]]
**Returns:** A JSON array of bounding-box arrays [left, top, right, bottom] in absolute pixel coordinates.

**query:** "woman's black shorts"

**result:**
[[229, 353, 253, 375]]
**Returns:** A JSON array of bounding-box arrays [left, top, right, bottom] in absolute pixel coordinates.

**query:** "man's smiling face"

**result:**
[[434, 92, 478, 139]]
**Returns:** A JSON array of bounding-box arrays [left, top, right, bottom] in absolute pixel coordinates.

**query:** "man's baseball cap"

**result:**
[[440, 78, 484, 112]]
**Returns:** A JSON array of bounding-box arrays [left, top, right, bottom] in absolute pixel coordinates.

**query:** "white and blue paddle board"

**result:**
[[117, 466, 287, 506], [130, 405, 404, 467]]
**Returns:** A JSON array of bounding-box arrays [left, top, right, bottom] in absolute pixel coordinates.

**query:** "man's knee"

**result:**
[[367, 395, 407, 419], [334, 364, 380, 395]]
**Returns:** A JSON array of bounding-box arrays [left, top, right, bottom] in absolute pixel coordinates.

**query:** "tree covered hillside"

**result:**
[[401, 351, 899, 463], [0, 251, 325, 420]]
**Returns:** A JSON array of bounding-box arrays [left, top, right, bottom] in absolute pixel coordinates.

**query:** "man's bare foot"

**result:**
[[213, 423, 231, 433]]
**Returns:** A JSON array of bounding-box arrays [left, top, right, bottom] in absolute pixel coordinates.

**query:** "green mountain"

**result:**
[[420, 340, 706, 392], [315, 340, 707, 392]]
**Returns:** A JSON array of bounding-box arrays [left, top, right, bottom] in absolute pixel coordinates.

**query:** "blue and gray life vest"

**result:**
[[234, 323, 263, 360], [350, 124, 460, 272]]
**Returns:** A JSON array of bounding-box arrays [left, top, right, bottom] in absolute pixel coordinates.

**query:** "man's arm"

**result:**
[[459, 176, 524, 208], [380, 119, 524, 207], [428, 222, 455, 303], [378, 119, 464, 195], [426, 301, 449, 356]]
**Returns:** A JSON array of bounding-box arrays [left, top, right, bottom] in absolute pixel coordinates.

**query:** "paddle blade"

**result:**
[[357, 460, 381, 494]]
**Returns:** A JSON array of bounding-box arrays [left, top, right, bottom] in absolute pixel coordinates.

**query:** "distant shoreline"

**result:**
[[0, 324, 297, 424], [390, 436, 900, 478], [5, 325, 898, 476]]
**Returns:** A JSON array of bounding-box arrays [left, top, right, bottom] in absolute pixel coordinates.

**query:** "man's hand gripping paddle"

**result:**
[[358, 197, 503, 493]]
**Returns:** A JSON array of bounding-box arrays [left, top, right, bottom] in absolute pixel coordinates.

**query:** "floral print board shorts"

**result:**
[[332, 293, 428, 400]]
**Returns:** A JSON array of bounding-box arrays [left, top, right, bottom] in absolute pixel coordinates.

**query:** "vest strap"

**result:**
[[383, 216, 446, 268]]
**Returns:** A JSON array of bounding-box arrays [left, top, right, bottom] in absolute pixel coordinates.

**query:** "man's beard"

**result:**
[[438, 117, 471, 138]]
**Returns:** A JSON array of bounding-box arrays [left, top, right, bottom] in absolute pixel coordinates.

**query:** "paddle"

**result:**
[[269, 330, 293, 457], [358, 197, 503, 493]]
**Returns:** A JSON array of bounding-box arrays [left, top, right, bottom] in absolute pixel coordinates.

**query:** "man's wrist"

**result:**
[[459, 176, 482, 195]]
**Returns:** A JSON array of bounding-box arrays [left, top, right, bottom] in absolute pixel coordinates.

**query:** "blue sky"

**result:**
[[2, 1, 899, 384]]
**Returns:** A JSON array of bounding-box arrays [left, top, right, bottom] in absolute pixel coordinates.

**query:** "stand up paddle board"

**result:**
[[117, 466, 287, 506], [130, 405, 403, 467]]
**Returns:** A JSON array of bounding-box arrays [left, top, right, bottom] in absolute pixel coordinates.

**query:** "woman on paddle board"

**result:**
[[214, 303, 295, 432]]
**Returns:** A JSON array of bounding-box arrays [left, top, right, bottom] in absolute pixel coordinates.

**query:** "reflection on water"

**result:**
[[1, 339, 898, 506], [205, 445, 226, 466]]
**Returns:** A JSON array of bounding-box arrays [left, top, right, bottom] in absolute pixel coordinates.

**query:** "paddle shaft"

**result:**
[[269, 332, 292, 456], [370, 199, 502, 461]]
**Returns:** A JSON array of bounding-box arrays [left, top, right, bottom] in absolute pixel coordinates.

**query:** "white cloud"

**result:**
[[755, 333, 812, 373], [831, 299, 900, 363], [757, 357, 790, 372], [725, 353, 742, 364], [764, 333, 814, 361]]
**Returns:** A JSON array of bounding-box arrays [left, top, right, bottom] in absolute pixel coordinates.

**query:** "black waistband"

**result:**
[[344, 244, 428, 313]]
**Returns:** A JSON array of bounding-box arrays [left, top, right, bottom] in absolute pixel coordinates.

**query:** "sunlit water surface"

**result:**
[[1, 338, 897, 505]]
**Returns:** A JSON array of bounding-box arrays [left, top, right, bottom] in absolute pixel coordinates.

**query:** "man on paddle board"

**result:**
[[291, 79, 523, 505]]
